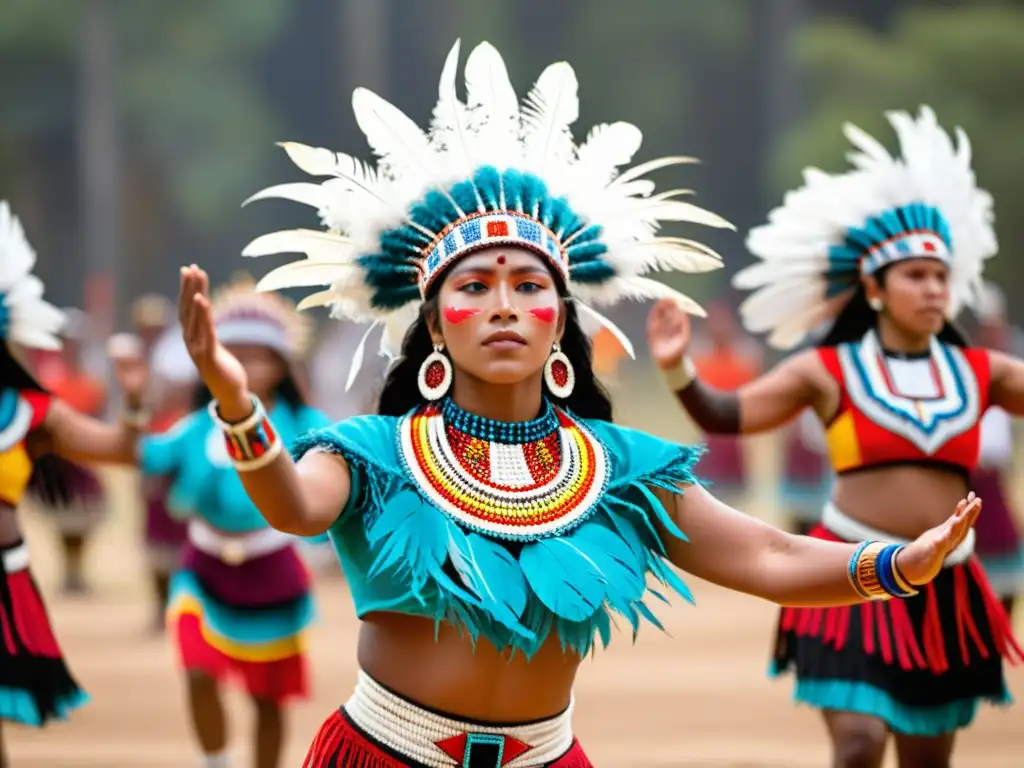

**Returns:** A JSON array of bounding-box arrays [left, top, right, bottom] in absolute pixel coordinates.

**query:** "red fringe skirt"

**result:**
[[771, 525, 1022, 735], [0, 541, 88, 726], [302, 708, 592, 768]]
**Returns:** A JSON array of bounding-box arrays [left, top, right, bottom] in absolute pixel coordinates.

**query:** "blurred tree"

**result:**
[[0, 0, 291, 304], [772, 2, 1024, 311]]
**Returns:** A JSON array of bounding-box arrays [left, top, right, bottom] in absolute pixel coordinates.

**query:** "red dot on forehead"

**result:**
[[496, 255, 506, 265]]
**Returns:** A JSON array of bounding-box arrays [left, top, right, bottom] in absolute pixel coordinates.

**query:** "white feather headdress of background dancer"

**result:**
[[0, 201, 65, 352], [241, 39, 734, 389], [734, 106, 997, 350]]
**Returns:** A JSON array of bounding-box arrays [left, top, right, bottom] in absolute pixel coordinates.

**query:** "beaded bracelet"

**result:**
[[847, 541, 920, 601], [660, 355, 698, 392], [208, 396, 282, 472]]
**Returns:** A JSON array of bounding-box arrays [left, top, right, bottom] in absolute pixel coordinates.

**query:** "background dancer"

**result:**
[[0, 201, 147, 764], [650, 107, 1022, 767], [188, 42, 981, 768], [132, 293, 192, 631], [970, 282, 1024, 619], [141, 274, 328, 768], [27, 311, 109, 595]]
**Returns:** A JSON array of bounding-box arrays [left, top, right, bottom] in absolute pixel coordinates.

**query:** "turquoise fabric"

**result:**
[[0, 685, 89, 727], [139, 402, 330, 533], [292, 409, 704, 658]]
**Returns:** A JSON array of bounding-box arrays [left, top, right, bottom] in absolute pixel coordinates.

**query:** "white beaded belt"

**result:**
[[1, 544, 29, 574], [187, 519, 292, 566], [823, 502, 975, 567], [344, 670, 575, 767]]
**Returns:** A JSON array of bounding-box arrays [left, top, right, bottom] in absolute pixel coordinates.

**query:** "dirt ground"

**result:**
[[8, 469, 1024, 767]]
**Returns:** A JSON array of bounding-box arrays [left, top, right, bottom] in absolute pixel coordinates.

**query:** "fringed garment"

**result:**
[[291, 399, 703, 761], [0, 541, 88, 725], [771, 525, 1022, 735]]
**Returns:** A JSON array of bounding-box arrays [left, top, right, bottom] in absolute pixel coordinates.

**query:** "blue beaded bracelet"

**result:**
[[878, 544, 919, 598]]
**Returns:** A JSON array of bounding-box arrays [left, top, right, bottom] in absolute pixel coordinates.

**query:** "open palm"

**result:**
[[646, 298, 692, 370], [178, 265, 248, 408], [897, 494, 982, 586]]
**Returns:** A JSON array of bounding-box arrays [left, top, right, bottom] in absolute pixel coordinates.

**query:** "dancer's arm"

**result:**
[[39, 345, 150, 466], [645, 299, 830, 434], [988, 351, 1024, 416], [659, 484, 979, 607], [178, 265, 349, 537]]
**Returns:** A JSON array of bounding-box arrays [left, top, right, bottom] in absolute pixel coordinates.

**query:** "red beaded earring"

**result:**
[[543, 343, 575, 399], [418, 343, 452, 400]]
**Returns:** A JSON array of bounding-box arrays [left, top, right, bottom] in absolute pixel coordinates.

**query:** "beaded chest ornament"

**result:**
[[399, 398, 606, 540]]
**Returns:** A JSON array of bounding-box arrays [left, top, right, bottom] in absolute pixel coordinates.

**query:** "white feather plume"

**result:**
[[0, 202, 65, 351], [243, 39, 730, 385], [735, 106, 996, 349]]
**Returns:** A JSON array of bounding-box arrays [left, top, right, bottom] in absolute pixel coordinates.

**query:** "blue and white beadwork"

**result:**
[[422, 212, 566, 296]]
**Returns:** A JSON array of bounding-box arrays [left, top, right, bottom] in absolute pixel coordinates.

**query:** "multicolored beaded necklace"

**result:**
[[398, 397, 609, 540]]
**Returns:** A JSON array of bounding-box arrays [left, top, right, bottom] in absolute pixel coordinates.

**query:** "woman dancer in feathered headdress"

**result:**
[[649, 107, 1022, 767], [180, 46, 978, 767], [0, 202, 148, 762]]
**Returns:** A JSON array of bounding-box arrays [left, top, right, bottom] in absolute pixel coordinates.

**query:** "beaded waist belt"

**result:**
[[823, 502, 975, 567], [187, 519, 292, 566], [343, 670, 575, 767]]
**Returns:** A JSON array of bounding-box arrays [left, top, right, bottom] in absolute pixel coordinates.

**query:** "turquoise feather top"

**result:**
[[292, 404, 704, 658], [139, 401, 330, 533]]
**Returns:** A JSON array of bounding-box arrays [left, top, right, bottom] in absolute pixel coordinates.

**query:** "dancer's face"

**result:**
[[225, 344, 287, 400], [868, 258, 950, 337], [432, 246, 565, 385]]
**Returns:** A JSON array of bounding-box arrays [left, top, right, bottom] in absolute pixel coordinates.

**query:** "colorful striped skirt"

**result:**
[[303, 671, 592, 768], [771, 523, 1022, 736], [166, 530, 315, 704], [0, 540, 88, 725]]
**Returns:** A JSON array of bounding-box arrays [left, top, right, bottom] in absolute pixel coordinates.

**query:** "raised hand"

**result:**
[[179, 264, 251, 421], [896, 493, 982, 586], [646, 298, 693, 371]]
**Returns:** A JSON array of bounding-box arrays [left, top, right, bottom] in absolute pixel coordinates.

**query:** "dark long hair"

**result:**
[[1, 342, 75, 506], [820, 267, 970, 348], [377, 297, 614, 422]]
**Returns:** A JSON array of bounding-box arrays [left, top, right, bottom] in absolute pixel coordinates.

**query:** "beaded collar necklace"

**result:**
[[398, 397, 609, 540]]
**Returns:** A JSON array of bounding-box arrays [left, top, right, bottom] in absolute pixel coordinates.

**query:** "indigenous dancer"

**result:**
[[133, 294, 192, 630], [139, 274, 328, 768], [179, 43, 979, 768], [970, 282, 1024, 619], [648, 107, 1022, 767], [27, 310, 109, 595], [0, 201, 147, 764]]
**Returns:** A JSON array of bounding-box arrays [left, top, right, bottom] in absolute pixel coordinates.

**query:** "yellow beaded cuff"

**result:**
[[848, 541, 891, 601]]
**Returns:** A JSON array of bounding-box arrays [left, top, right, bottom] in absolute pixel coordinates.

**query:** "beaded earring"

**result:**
[[543, 343, 575, 399], [418, 343, 452, 400]]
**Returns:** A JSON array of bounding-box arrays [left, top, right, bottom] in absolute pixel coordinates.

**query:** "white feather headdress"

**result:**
[[242, 39, 732, 388], [0, 201, 65, 352], [734, 106, 997, 350]]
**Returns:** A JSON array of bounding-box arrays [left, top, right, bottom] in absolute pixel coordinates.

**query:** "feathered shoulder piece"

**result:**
[[242, 39, 733, 385], [211, 271, 313, 359], [734, 106, 997, 350], [0, 202, 65, 351]]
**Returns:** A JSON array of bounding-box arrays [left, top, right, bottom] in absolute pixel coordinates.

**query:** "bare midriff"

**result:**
[[0, 504, 22, 547], [358, 611, 579, 723], [831, 462, 969, 540]]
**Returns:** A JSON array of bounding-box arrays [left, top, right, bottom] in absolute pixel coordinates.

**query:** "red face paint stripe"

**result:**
[[443, 307, 480, 324], [529, 307, 556, 324]]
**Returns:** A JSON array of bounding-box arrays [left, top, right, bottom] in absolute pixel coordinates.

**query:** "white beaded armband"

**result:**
[[208, 396, 283, 472], [659, 355, 697, 392]]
